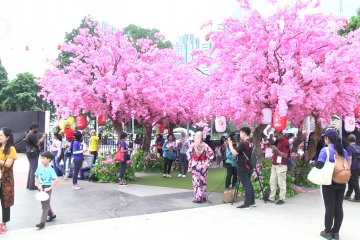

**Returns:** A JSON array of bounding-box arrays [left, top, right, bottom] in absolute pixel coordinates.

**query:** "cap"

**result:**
[[321, 128, 338, 140], [348, 134, 356, 142]]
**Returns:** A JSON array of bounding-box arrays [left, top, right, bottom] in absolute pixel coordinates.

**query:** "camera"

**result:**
[[229, 133, 240, 142]]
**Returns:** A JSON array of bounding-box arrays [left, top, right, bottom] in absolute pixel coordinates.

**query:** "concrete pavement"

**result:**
[[4, 154, 360, 239]]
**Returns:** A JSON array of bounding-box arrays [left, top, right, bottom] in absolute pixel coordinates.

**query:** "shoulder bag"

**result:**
[[307, 148, 334, 185]]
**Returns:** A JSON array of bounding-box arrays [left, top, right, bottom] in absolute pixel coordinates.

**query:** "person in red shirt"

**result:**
[[269, 130, 290, 205]]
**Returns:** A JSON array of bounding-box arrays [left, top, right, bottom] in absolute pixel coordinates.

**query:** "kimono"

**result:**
[[187, 144, 214, 202]]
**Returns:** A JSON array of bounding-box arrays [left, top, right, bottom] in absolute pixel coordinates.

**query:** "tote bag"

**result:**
[[114, 147, 125, 162], [307, 148, 334, 185]]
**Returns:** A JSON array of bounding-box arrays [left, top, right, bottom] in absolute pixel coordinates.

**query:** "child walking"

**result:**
[[35, 151, 59, 229]]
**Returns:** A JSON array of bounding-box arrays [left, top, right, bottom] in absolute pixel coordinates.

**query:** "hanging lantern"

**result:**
[[215, 116, 226, 133], [355, 106, 360, 119], [158, 124, 165, 134], [57, 44, 62, 50], [261, 108, 272, 125], [205, 32, 211, 41], [76, 115, 87, 130], [344, 116, 356, 133], [272, 112, 287, 131], [97, 115, 106, 126], [303, 115, 315, 132]]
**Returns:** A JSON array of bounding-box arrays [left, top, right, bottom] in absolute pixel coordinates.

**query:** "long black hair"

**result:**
[[328, 136, 344, 157], [0, 127, 15, 156]]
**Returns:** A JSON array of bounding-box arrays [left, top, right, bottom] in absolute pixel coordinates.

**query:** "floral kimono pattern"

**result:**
[[187, 144, 214, 201]]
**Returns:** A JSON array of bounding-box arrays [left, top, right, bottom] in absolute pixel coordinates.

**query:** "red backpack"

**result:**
[[332, 154, 351, 184]]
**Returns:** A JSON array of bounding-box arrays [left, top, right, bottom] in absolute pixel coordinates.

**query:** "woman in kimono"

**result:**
[[187, 131, 214, 203]]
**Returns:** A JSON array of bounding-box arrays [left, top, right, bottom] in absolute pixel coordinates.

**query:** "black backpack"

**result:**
[[242, 142, 259, 168]]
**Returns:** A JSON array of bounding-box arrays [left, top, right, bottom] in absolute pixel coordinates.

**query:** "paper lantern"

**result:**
[[261, 108, 272, 124], [215, 116, 226, 133], [344, 116, 356, 133], [98, 115, 106, 126], [303, 115, 315, 132], [76, 115, 87, 130], [57, 44, 61, 50], [205, 32, 211, 41], [158, 124, 165, 134], [272, 112, 287, 131], [355, 106, 360, 119]]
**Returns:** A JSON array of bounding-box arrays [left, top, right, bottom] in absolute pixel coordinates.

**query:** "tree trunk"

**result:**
[[304, 121, 322, 161], [168, 123, 175, 135], [142, 124, 152, 153], [253, 124, 267, 159], [112, 120, 123, 140]]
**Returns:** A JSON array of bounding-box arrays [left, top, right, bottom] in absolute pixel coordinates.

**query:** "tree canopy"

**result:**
[[339, 8, 360, 35], [0, 72, 51, 111], [0, 58, 8, 89]]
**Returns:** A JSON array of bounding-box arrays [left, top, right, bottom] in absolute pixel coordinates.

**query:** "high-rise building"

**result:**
[[173, 34, 200, 63]]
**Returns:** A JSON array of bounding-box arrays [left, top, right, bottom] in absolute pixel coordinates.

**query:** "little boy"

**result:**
[[34, 151, 59, 229]]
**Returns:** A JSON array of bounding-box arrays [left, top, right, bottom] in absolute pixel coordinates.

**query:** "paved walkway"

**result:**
[[4, 154, 360, 239]]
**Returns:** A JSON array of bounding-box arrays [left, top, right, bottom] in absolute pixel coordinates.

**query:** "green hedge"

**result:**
[[132, 150, 164, 173]]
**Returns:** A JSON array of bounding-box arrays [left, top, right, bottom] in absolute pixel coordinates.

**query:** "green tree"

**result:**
[[0, 58, 8, 89], [0, 72, 51, 111], [339, 8, 360, 35], [124, 24, 172, 49]]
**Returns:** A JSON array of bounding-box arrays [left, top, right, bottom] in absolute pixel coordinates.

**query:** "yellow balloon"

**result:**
[[68, 116, 75, 123]]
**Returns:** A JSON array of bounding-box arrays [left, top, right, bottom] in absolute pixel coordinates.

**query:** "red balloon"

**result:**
[[98, 115, 106, 126], [158, 124, 165, 134], [272, 112, 287, 131], [25, 45, 29, 51], [76, 115, 87, 130], [355, 106, 360, 118]]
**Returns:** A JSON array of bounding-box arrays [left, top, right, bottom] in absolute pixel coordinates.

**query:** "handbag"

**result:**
[[307, 148, 334, 185], [223, 188, 236, 203], [114, 147, 125, 162]]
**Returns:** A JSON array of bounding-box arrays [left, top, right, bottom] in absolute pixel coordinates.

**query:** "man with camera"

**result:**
[[228, 127, 255, 209], [268, 130, 290, 205]]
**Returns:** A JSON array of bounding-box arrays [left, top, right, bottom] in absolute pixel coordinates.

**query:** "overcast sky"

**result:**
[[0, 0, 359, 79]]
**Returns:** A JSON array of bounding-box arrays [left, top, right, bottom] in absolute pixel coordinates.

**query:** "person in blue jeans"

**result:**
[[118, 132, 131, 186], [72, 131, 85, 190]]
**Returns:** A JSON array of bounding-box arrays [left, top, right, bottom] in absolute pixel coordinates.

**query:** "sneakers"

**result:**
[[320, 231, 332, 240], [178, 174, 182, 177], [236, 204, 251, 210], [36, 223, 45, 229], [344, 195, 351, 200], [72, 185, 83, 190], [119, 180, 128, 186], [47, 215, 57, 222], [250, 203, 257, 207], [166, 174, 172, 178], [0, 224, 7, 234], [182, 175, 186, 178], [276, 200, 285, 205], [163, 174, 167, 178], [332, 233, 340, 240]]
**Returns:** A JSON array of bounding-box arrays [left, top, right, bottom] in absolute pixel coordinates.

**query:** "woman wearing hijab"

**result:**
[[187, 131, 214, 203]]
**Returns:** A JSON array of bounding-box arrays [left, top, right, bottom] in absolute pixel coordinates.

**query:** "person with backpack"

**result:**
[[162, 134, 177, 178], [268, 130, 290, 205], [228, 127, 255, 209], [344, 134, 360, 202], [315, 128, 350, 240]]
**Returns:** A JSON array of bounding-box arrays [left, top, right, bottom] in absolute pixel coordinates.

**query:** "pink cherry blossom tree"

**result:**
[[193, 0, 360, 159], [39, 18, 202, 152]]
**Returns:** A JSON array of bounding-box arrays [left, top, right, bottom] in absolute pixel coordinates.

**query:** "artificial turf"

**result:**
[[134, 168, 227, 193]]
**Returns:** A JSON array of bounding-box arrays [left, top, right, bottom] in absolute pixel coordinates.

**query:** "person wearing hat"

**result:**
[[344, 134, 360, 202], [315, 128, 350, 240], [268, 130, 290, 205]]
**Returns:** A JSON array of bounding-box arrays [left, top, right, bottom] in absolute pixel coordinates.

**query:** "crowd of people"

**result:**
[[0, 122, 358, 239]]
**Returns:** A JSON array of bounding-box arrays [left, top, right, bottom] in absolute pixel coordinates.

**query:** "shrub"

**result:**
[[90, 154, 135, 183], [132, 150, 164, 173]]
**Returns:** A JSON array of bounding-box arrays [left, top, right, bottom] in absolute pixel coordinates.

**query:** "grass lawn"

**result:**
[[134, 168, 227, 193]]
